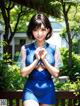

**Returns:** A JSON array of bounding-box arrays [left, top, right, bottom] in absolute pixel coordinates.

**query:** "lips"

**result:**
[[37, 35, 43, 38]]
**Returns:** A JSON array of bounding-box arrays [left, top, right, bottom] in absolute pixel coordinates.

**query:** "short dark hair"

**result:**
[[27, 13, 52, 40]]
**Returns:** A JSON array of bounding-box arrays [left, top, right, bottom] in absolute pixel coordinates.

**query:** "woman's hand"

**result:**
[[35, 47, 47, 60], [35, 47, 41, 60], [39, 48, 47, 60]]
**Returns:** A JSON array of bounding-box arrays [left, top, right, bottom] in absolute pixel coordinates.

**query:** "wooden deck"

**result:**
[[0, 90, 80, 106]]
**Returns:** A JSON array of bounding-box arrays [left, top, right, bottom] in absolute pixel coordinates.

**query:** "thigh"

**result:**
[[23, 100, 39, 106], [40, 104, 52, 106]]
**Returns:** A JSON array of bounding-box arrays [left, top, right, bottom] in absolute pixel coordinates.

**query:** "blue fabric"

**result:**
[[25, 42, 55, 66], [22, 42, 56, 104]]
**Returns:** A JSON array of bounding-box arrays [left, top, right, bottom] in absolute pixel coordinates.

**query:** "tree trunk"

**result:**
[[3, 44, 12, 59], [61, 1, 72, 74]]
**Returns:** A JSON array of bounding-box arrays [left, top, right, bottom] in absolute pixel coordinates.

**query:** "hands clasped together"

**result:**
[[35, 47, 47, 61]]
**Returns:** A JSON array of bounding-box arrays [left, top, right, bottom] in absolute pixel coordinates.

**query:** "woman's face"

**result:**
[[32, 24, 49, 42]]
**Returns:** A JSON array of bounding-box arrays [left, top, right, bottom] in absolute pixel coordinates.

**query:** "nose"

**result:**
[[38, 30, 42, 36]]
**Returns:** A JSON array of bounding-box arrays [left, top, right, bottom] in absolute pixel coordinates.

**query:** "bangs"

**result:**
[[27, 13, 52, 40], [32, 19, 46, 30]]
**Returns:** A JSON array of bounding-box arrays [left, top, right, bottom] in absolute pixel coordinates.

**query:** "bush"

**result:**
[[72, 39, 80, 54], [55, 76, 80, 92], [0, 53, 26, 91], [60, 48, 80, 79]]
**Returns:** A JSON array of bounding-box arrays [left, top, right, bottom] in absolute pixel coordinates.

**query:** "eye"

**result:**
[[41, 28, 46, 31], [33, 28, 37, 31]]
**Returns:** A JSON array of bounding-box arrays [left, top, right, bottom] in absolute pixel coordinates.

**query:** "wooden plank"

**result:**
[[73, 99, 77, 106], [55, 91, 80, 99], [0, 91, 80, 106], [9, 99, 13, 106], [55, 99, 59, 106], [68, 99, 73, 106], [61, 99, 65, 106], [16, 99, 19, 106], [78, 100, 80, 106], [0, 91, 22, 99]]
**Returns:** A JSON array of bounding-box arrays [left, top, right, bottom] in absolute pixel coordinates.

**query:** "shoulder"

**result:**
[[46, 42, 56, 50], [20, 45, 26, 56], [22, 42, 34, 49]]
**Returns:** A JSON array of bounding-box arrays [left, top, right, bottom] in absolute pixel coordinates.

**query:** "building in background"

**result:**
[[0, 18, 67, 59], [13, 17, 66, 59]]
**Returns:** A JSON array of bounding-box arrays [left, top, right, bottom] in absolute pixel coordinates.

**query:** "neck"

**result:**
[[35, 40, 45, 47]]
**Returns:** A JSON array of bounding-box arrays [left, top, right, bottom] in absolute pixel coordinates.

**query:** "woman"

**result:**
[[20, 13, 62, 106]]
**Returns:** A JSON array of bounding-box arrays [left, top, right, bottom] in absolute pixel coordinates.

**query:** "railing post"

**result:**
[[0, 91, 80, 106]]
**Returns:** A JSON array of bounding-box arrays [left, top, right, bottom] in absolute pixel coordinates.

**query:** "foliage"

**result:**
[[14, 51, 20, 61], [68, 5, 80, 22], [55, 76, 80, 91], [60, 22, 80, 54], [0, 47, 80, 91], [5, 64, 26, 90], [10, 6, 35, 32], [0, 40, 7, 46], [55, 76, 80, 98], [0, 0, 36, 46], [0, 53, 26, 91], [60, 22, 80, 40], [72, 39, 80, 54], [60, 48, 80, 78]]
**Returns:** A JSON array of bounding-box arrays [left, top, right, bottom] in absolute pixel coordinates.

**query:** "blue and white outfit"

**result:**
[[21, 41, 63, 104]]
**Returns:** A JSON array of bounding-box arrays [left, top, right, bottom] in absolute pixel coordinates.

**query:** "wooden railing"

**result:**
[[0, 90, 80, 106]]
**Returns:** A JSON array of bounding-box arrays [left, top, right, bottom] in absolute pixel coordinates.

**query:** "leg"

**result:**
[[39, 104, 51, 106], [23, 100, 39, 106]]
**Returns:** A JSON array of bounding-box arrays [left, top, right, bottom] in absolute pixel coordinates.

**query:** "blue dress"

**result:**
[[22, 41, 57, 104]]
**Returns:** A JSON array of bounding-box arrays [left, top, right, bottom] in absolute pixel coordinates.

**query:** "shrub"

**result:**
[[60, 48, 80, 79], [55, 77, 80, 92], [0, 53, 26, 91]]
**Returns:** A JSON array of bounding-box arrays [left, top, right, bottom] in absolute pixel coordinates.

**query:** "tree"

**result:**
[[60, 0, 80, 71], [0, 0, 61, 55], [0, 0, 34, 54], [12, 0, 61, 17], [11, 0, 80, 72]]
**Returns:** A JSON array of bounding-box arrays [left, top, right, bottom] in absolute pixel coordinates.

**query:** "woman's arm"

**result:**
[[54, 47, 63, 69], [42, 59, 59, 77], [20, 45, 39, 77], [41, 48, 62, 77]]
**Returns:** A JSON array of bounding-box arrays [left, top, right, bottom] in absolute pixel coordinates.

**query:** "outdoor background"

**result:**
[[0, 0, 80, 97]]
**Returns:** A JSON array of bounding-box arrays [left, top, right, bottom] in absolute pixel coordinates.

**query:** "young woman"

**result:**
[[20, 13, 62, 106]]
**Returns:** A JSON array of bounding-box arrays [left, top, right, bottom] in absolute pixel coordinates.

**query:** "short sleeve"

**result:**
[[18, 45, 26, 70], [54, 47, 63, 69], [16, 52, 22, 68]]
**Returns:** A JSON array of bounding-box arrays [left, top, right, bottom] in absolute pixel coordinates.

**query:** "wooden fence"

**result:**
[[0, 90, 80, 106]]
